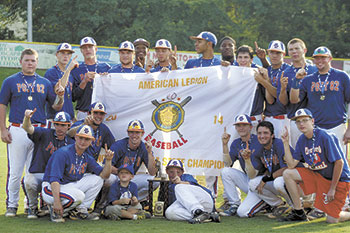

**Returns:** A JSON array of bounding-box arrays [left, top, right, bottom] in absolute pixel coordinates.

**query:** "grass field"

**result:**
[[0, 67, 350, 232]]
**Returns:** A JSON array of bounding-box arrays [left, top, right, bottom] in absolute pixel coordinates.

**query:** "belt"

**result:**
[[272, 115, 285, 120], [78, 110, 88, 113], [10, 123, 46, 128], [250, 116, 257, 121]]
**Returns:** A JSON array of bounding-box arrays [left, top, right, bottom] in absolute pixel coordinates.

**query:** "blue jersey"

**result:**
[[110, 138, 149, 173], [264, 63, 290, 116], [43, 144, 103, 185], [150, 65, 181, 73], [71, 62, 111, 112], [44, 65, 75, 119], [184, 57, 221, 69], [28, 128, 74, 173], [293, 127, 350, 182], [108, 181, 138, 204], [277, 64, 318, 119], [299, 68, 350, 129], [168, 174, 213, 205], [72, 120, 115, 161], [251, 138, 292, 176], [109, 64, 145, 73], [229, 134, 260, 172], [0, 72, 56, 124]]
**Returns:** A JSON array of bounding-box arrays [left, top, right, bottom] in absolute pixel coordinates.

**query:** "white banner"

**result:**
[[92, 66, 257, 176]]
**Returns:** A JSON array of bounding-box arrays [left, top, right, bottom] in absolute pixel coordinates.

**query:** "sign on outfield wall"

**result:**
[[344, 60, 350, 76]]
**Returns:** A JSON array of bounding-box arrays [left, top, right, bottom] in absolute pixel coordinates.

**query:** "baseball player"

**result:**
[[109, 41, 145, 73], [277, 38, 318, 148], [0, 48, 65, 217], [290, 46, 350, 157], [219, 36, 236, 65], [146, 39, 179, 73], [109, 120, 158, 201], [71, 37, 111, 120], [22, 110, 74, 219], [184, 31, 221, 69], [133, 38, 150, 69], [104, 164, 150, 220], [281, 108, 350, 223], [220, 114, 266, 217], [42, 125, 114, 222], [165, 159, 220, 223], [261, 40, 291, 138], [249, 121, 294, 218], [45, 43, 79, 126]]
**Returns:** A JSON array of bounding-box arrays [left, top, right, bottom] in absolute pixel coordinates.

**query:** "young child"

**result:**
[[104, 164, 150, 220]]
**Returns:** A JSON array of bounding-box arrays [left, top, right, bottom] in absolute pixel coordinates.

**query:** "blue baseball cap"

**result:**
[[292, 108, 313, 120], [127, 120, 144, 132], [118, 164, 134, 175], [312, 46, 332, 58], [80, 37, 97, 47], [90, 102, 107, 114], [190, 31, 217, 46], [53, 111, 71, 125], [76, 125, 95, 140], [154, 39, 172, 50], [166, 159, 184, 171], [56, 43, 74, 53], [119, 41, 135, 51], [234, 114, 252, 125], [267, 40, 286, 54]]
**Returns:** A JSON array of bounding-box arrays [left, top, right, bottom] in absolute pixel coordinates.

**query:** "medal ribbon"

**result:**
[[263, 147, 274, 175], [317, 72, 330, 97]]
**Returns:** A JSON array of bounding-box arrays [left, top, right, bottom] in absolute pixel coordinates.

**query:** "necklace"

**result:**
[[199, 57, 214, 67], [317, 71, 330, 101]]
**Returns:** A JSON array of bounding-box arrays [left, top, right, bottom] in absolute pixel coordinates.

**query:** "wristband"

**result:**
[[262, 175, 274, 183], [291, 78, 301, 89]]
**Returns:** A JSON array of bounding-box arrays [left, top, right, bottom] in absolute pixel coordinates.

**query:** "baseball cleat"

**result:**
[[188, 210, 210, 224], [27, 207, 39, 219], [209, 211, 221, 223], [306, 209, 326, 220], [5, 207, 17, 217], [220, 205, 239, 217], [279, 209, 308, 222], [267, 202, 292, 218], [217, 200, 230, 213], [48, 205, 65, 223]]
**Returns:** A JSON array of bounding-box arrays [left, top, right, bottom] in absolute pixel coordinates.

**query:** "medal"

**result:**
[[28, 96, 33, 101], [320, 95, 325, 100]]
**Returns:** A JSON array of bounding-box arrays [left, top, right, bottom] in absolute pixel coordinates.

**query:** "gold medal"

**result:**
[[28, 96, 33, 101], [320, 95, 325, 100]]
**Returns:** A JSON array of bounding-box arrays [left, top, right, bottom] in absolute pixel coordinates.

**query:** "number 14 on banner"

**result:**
[[214, 115, 223, 125]]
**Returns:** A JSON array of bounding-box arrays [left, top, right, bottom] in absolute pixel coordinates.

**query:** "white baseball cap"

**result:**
[[76, 125, 95, 140], [56, 43, 74, 53], [267, 40, 286, 54], [80, 37, 97, 47], [154, 39, 172, 50], [233, 114, 252, 125], [118, 41, 135, 51]]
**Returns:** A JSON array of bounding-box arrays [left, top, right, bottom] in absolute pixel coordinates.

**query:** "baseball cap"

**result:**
[[80, 37, 97, 47], [154, 39, 172, 50], [118, 41, 135, 51], [56, 43, 74, 53], [133, 38, 150, 48], [118, 164, 134, 175], [166, 159, 184, 171], [233, 114, 252, 125], [53, 111, 71, 125], [190, 31, 217, 46], [76, 125, 95, 140], [312, 46, 332, 58], [267, 40, 286, 54], [127, 120, 144, 132], [90, 102, 107, 114], [292, 108, 313, 120]]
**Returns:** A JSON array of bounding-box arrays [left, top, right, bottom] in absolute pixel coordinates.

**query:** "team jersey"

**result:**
[[168, 173, 213, 205], [43, 144, 103, 185], [109, 64, 145, 73], [71, 62, 111, 112], [251, 138, 292, 176], [0, 72, 56, 124], [293, 127, 350, 182], [44, 65, 75, 119], [299, 68, 350, 129], [28, 127, 75, 173], [263, 63, 290, 116], [229, 134, 260, 172], [110, 138, 149, 173], [71, 120, 115, 162], [277, 64, 318, 119], [184, 57, 221, 69], [150, 65, 181, 73], [107, 181, 138, 204]]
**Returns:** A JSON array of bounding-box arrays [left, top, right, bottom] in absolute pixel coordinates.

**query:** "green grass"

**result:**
[[1, 68, 350, 232]]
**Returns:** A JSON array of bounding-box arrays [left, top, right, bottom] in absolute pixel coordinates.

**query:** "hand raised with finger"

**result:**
[[222, 127, 231, 145]]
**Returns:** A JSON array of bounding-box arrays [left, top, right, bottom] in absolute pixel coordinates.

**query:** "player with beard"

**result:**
[[133, 38, 150, 69]]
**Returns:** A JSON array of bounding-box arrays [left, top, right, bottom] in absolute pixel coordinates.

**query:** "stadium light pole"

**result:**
[[27, 0, 33, 42]]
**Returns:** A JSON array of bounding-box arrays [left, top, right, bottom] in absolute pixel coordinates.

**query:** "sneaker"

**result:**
[[217, 200, 230, 212], [220, 205, 238, 216], [37, 205, 50, 217], [267, 203, 292, 219], [69, 209, 99, 220], [188, 211, 211, 224], [5, 207, 17, 217], [307, 209, 326, 220], [106, 213, 120, 221], [48, 205, 65, 223], [136, 211, 151, 220], [27, 207, 39, 219], [279, 209, 308, 222], [209, 211, 221, 223]]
